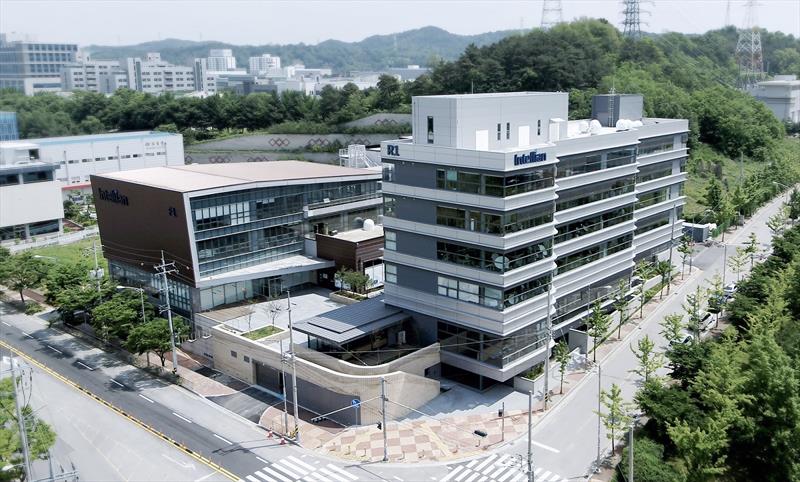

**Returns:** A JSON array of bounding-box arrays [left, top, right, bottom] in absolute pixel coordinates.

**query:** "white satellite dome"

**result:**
[[616, 119, 633, 130], [363, 219, 376, 231], [588, 119, 603, 134], [631, 120, 644, 128], [579, 120, 590, 133]]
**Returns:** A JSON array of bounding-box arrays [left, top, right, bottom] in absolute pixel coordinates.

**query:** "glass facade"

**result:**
[[554, 205, 634, 244], [436, 166, 555, 197], [436, 273, 550, 311], [635, 187, 672, 210], [637, 160, 676, 184], [638, 135, 676, 156], [555, 176, 636, 211], [555, 234, 633, 275], [190, 179, 380, 276], [438, 320, 548, 368], [109, 260, 193, 315], [436, 239, 551, 273], [556, 147, 636, 178], [553, 270, 631, 326], [0, 111, 19, 141], [436, 202, 553, 235]]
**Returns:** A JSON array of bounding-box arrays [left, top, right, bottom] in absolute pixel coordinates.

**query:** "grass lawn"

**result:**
[[243, 325, 283, 340], [30, 237, 109, 271]]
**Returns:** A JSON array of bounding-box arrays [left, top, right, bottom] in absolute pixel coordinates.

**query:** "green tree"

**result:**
[[91, 291, 152, 341], [634, 260, 652, 318], [677, 235, 694, 279], [374, 74, 405, 111], [683, 286, 706, 340], [660, 313, 685, 345], [2, 253, 47, 304], [597, 383, 633, 445], [335, 268, 371, 294], [787, 188, 800, 222], [766, 211, 787, 236], [54, 283, 103, 325], [125, 317, 188, 367], [668, 417, 729, 482], [617, 435, 684, 482], [586, 300, 611, 363], [43, 261, 90, 305], [612, 278, 631, 339], [553, 340, 570, 394], [728, 247, 747, 282], [0, 377, 57, 480], [630, 335, 664, 383], [655, 260, 674, 298], [705, 274, 725, 327]]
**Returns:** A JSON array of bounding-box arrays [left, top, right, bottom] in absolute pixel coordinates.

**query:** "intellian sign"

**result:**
[[513, 151, 547, 166], [97, 188, 129, 206]]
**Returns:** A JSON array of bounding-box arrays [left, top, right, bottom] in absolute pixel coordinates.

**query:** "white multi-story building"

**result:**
[[0, 145, 63, 241], [0, 131, 184, 201], [61, 58, 128, 93], [126, 53, 195, 94], [248, 54, 281, 75], [749, 75, 800, 123], [192, 58, 217, 94], [206, 49, 236, 71], [380, 92, 687, 389]]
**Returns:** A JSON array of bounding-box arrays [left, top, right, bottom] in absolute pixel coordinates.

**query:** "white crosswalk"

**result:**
[[241, 456, 359, 482], [440, 454, 568, 482]]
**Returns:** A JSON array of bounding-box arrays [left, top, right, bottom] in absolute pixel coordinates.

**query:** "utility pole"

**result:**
[[540, 0, 563, 30], [381, 377, 388, 462], [286, 289, 300, 443], [280, 339, 289, 435], [667, 199, 677, 291], [87, 239, 102, 293], [11, 358, 32, 480], [628, 423, 635, 482], [596, 363, 602, 472], [156, 251, 180, 375], [500, 401, 505, 442], [543, 280, 553, 410], [527, 390, 534, 482]]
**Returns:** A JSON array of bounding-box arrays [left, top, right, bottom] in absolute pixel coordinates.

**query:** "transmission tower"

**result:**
[[541, 0, 563, 30], [724, 0, 732, 26], [621, 0, 649, 39], [735, 0, 764, 88]]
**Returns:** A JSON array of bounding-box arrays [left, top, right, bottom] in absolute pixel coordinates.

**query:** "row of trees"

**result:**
[[0, 247, 187, 368], [604, 223, 800, 481]]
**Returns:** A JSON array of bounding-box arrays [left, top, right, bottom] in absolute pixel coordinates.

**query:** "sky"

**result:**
[[0, 0, 798, 47]]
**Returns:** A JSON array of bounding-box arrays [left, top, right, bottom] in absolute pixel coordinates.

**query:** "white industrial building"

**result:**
[[126, 53, 195, 94], [61, 58, 128, 93], [248, 54, 281, 75], [0, 148, 63, 241], [749, 75, 800, 123], [0, 131, 184, 201], [206, 49, 237, 71]]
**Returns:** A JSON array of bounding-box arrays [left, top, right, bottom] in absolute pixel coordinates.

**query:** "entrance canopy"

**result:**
[[293, 296, 408, 346]]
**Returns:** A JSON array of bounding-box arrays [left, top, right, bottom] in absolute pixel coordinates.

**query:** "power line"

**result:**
[[541, 0, 563, 30], [621, 0, 650, 39], [735, 0, 765, 88]]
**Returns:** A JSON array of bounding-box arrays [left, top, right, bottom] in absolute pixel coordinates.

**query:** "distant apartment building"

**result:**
[[749, 75, 800, 123], [386, 65, 430, 81], [0, 112, 19, 141], [380, 92, 687, 389], [192, 58, 217, 93], [61, 58, 128, 93], [0, 131, 184, 201], [206, 49, 237, 71], [248, 54, 281, 75], [0, 34, 77, 94], [126, 53, 195, 94], [0, 143, 63, 241]]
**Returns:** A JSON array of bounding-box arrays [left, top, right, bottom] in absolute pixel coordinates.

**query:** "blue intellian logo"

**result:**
[[513, 151, 547, 166], [386, 145, 399, 156], [97, 188, 129, 206]]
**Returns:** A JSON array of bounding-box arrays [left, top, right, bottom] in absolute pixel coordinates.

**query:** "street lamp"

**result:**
[[116, 285, 147, 323]]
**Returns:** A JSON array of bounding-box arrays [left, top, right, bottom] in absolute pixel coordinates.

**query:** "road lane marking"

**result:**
[[463, 473, 479, 482], [261, 467, 291, 482], [475, 454, 497, 472], [172, 412, 193, 424], [286, 456, 315, 473], [246, 476, 260, 482], [1, 321, 11, 326], [392, 477, 404, 482], [317, 467, 347, 482], [194, 472, 217, 482], [440, 466, 464, 482], [256, 456, 268, 464], [139, 394, 154, 403], [533, 440, 560, 453], [326, 464, 358, 481], [274, 460, 304, 478], [253, 471, 276, 482], [22, 332, 33, 339], [77, 361, 94, 371], [46, 345, 63, 355], [110, 378, 124, 387], [213, 433, 233, 445]]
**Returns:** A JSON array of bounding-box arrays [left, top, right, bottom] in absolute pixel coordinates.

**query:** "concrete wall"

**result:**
[[341, 113, 411, 128], [0, 178, 64, 227], [187, 133, 401, 153], [211, 325, 440, 424]]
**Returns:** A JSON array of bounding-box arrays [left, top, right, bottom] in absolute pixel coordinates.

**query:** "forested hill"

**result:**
[[85, 26, 517, 73]]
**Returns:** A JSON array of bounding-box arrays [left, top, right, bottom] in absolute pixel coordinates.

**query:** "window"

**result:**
[[230, 350, 238, 358], [22, 170, 53, 183], [555, 205, 634, 244], [436, 167, 554, 197], [243, 355, 250, 363], [0, 173, 19, 186], [497, 123, 501, 141], [437, 239, 552, 273], [385, 264, 397, 283], [506, 122, 510, 140], [382, 161, 395, 182], [385, 230, 396, 251], [436, 276, 502, 309], [427, 116, 434, 144], [436, 206, 466, 229], [383, 196, 397, 218], [537, 120, 541, 136]]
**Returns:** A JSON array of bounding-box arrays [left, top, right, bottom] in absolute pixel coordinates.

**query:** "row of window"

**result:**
[[637, 160, 677, 184], [434, 167, 555, 197], [438, 320, 547, 368], [435, 272, 551, 311], [556, 147, 636, 178], [435, 203, 553, 235], [554, 205, 634, 244], [0, 170, 54, 186], [28, 52, 72, 62], [435, 239, 552, 273], [635, 212, 671, 235], [555, 234, 633, 275], [556, 176, 636, 211], [635, 188, 671, 210], [638, 135, 679, 156]]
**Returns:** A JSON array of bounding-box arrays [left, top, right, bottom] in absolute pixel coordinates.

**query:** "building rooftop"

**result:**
[[0, 131, 177, 147], [95, 161, 381, 193], [329, 225, 384, 243], [293, 296, 408, 345], [414, 91, 558, 100]]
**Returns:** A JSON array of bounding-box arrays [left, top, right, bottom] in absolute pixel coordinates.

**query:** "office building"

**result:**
[[380, 92, 687, 389], [91, 161, 382, 322], [0, 112, 19, 141], [248, 54, 281, 75], [0, 131, 184, 200], [0, 34, 78, 94], [749, 75, 800, 123], [0, 143, 63, 241], [192, 58, 217, 93], [206, 49, 237, 71], [61, 58, 128, 93], [126, 53, 195, 94]]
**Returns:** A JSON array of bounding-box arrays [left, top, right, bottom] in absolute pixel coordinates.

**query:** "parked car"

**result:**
[[700, 311, 714, 330], [723, 282, 737, 298], [670, 333, 695, 346]]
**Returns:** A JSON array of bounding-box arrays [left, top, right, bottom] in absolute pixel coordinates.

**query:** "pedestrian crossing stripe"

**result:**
[[242, 457, 359, 482], [443, 454, 568, 482]]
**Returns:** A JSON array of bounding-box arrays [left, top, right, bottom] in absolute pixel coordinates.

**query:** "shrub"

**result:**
[[25, 301, 43, 315], [617, 435, 684, 482]]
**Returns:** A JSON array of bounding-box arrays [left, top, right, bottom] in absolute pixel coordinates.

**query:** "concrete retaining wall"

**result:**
[[187, 133, 400, 152], [341, 113, 411, 128]]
